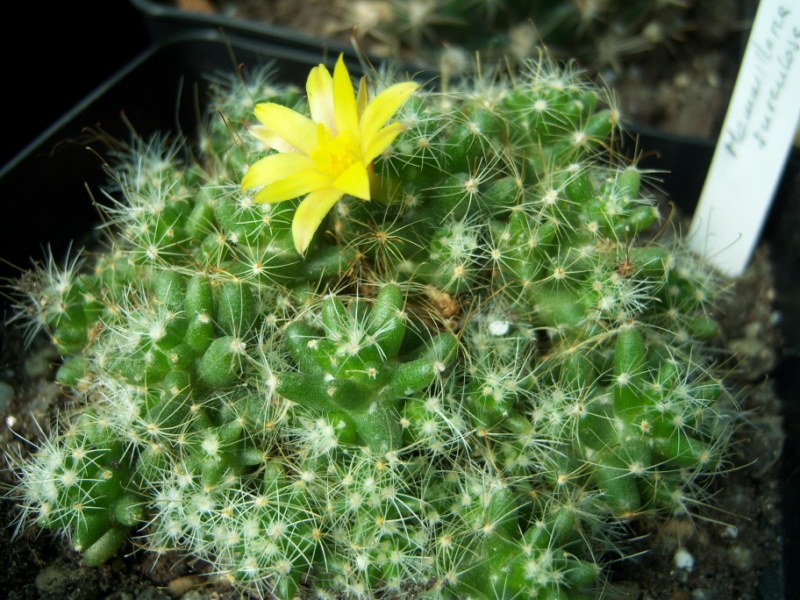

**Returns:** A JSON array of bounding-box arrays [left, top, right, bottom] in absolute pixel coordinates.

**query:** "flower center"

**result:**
[[311, 124, 361, 179]]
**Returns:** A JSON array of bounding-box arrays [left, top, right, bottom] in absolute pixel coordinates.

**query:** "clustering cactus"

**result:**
[[7, 54, 734, 599]]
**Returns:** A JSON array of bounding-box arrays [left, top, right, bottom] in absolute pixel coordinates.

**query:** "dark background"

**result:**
[[1, 3, 149, 168]]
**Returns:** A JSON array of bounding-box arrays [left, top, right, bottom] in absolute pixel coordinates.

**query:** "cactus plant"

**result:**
[[6, 53, 735, 599]]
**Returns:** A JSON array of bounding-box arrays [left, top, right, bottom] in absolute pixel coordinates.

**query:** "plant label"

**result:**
[[689, 0, 800, 276]]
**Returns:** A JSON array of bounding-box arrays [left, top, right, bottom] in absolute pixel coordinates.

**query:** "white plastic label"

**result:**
[[688, 0, 800, 277]]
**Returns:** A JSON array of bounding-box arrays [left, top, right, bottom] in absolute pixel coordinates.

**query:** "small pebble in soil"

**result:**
[[728, 545, 754, 571], [721, 524, 738, 539], [674, 72, 691, 89], [30, 380, 60, 413], [35, 560, 101, 599], [166, 575, 206, 598], [673, 547, 695, 572], [24, 345, 57, 378]]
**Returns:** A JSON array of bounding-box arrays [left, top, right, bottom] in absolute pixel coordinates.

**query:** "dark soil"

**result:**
[[609, 0, 749, 139]]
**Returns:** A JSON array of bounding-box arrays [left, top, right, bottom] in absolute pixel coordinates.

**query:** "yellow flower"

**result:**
[[242, 55, 419, 255]]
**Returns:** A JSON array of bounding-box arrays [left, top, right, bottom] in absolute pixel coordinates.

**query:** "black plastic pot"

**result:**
[[130, 0, 758, 144], [0, 33, 796, 599], [132, 0, 356, 59], [1, 3, 149, 168]]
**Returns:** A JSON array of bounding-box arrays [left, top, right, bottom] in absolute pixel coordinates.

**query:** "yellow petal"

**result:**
[[333, 55, 359, 136], [333, 160, 370, 200], [359, 81, 418, 150], [292, 187, 344, 255], [307, 64, 336, 132], [242, 153, 315, 190], [249, 125, 288, 152], [363, 122, 406, 164], [356, 77, 368, 119], [254, 169, 331, 204], [254, 103, 317, 156], [250, 125, 298, 153]]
